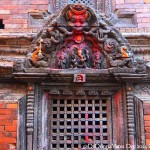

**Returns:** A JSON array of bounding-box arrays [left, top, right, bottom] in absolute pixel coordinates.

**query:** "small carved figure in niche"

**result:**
[[70, 55, 77, 69], [92, 52, 102, 69], [13, 59, 25, 72], [135, 58, 146, 74], [58, 54, 67, 69], [75, 74, 85, 82], [69, 46, 89, 68], [76, 47, 89, 68]]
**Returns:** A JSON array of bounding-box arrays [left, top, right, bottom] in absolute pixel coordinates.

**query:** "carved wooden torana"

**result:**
[[12, 4, 149, 149], [13, 4, 146, 74]]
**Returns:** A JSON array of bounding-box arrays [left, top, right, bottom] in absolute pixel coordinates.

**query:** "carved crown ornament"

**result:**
[[13, 4, 147, 75]]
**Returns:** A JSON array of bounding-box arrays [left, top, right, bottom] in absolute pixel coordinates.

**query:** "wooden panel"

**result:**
[[112, 89, 126, 146], [18, 96, 26, 150], [134, 97, 145, 146]]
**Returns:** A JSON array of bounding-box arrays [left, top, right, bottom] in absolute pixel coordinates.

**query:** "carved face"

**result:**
[[66, 4, 90, 31], [76, 74, 83, 81]]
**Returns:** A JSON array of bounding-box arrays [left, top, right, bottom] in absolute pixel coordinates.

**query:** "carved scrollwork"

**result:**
[[13, 4, 147, 74]]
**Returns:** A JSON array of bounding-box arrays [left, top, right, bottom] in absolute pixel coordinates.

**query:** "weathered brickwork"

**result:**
[[0, 102, 18, 150], [0, 0, 48, 31], [115, 0, 150, 28], [144, 103, 150, 146], [0, 0, 150, 30]]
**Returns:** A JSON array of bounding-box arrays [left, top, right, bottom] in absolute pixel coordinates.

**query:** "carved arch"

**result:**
[[14, 4, 146, 74]]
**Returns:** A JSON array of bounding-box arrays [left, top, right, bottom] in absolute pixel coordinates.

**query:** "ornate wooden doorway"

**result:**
[[47, 95, 112, 149]]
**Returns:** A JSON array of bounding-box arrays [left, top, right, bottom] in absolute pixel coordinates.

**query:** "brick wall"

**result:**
[[0, 0, 150, 30], [144, 103, 150, 146], [115, 0, 150, 28], [0, 102, 18, 150], [0, 0, 48, 30]]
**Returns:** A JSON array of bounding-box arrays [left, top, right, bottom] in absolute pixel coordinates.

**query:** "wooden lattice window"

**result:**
[[48, 98, 112, 149], [67, 0, 93, 8]]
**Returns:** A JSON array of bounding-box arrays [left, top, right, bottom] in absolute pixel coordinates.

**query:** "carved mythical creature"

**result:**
[[103, 51, 133, 68], [135, 58, 146, 73], [13, 59, 25, 72], [25, 39, 50, 68], [31, 52, 50, 68], [106, 9, 120, 25]]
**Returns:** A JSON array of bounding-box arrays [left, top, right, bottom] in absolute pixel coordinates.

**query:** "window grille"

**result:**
[[48, 99, 110, 149], [67, 0, 93, 8]]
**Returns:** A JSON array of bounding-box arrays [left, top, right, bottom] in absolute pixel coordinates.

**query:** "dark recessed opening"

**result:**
[[74, 144, 78, 148], [67, 144, 71, 148], [74, 128, 78, 133], [60, 144, 64, 148], [67, 107, 71, 111], [74, 107, 78, 111], [67, 136, 71, 140], [74, 114, 78, 118], [52, 144, 56, 148], [60, 136, 64, 140], [67, 114, 71, 118], [60, 114, 64, 118], [74, 121, 78, 125], [52, 136, 56, 140], [60, 129, 64, 133], [88, 121, 92, 125], [53, 121, 57, 125], [96, 136, 100, 140], [67, 121, 71, 125], [81, 128, 85, 133], [88, 128, 93, 133], [81, 121, 85, 125], [67, 128, 71, 133], [60, 121, 64, 125], [0, 20, 4, 29], [74, 136, 78, 140], [60, 107, 64, 111]]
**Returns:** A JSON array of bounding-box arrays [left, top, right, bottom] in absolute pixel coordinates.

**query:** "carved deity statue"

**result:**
[[69, 46, 89, 69]]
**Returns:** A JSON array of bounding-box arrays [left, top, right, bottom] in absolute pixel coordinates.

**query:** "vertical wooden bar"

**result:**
[[126, 85, 136, 150], [18, 96, 27, 150], [26, 83, 35, 150]]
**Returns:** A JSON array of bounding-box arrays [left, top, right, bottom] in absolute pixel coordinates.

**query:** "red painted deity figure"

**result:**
[[66, 4, 90, 44]]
